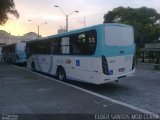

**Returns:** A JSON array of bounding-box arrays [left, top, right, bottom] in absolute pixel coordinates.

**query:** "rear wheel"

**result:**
[[57, 67, 66, 81]]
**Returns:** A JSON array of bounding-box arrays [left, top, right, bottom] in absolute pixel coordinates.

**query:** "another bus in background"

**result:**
[[2, 42, 26, 64], [26, 24, 135, 84]]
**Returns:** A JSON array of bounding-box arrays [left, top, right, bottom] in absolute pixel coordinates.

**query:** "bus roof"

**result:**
[[46, 23, 132, 39], [27, 23, 133, 43]]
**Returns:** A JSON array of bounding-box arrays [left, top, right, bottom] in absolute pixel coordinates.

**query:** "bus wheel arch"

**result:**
[[56, 66, 66, 81]]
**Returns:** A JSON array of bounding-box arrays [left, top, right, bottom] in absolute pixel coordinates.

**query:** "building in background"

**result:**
[[21, 32, 40, 42], [0, 30, 41, 45], [0, 43, 5, 60], [0, 30, 41, 60], [141, 40, 160, 63], [58, 26, 66, 34]]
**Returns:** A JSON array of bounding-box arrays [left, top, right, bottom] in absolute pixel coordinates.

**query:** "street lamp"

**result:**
[[28, 20, 47, 39], [54, 5, 79, 32]]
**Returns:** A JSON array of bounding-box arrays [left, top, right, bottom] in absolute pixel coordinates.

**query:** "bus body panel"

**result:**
[[27, 23, 135, 84], [105, 55, 134, 76], [27, 55, 135, 84], [100, 24, 135, 81], [28, 55, 102, 84]]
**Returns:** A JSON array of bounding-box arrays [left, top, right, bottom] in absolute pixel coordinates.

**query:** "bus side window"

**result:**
[[61, 37, 70, 54], [69, 31, 97, 55], [50, 38, 61, 55], [70, 34, 82, 55], [87, 30, 97, 54], [50, 41, 54, 54], [72, 44, 80, 54], [78, 33, 86, 54]]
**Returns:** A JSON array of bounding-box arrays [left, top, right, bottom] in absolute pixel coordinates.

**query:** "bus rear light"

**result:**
[[132, 55, 135, 70], [102, 55, 109, 75]]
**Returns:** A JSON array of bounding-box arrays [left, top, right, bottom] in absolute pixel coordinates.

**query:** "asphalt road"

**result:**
[[0, 62, 145, 120], [15, 62, 160, 114], [66, 64, 160, 114], [19, 61, 160, 114]]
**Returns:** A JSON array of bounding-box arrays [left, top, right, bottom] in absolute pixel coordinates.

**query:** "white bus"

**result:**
[[2, 42, 26, 64], [26, 24, 135, 84]]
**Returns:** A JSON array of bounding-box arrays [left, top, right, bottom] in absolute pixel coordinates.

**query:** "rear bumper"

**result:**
[[98, 69, 135, 84]]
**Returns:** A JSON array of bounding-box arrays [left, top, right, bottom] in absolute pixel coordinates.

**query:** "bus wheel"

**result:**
[[31, 62, 36, 71], [57, 67, 66, 81]]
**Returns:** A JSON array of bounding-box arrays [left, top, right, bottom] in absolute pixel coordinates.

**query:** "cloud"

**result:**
[[2, 0, 160, 36]]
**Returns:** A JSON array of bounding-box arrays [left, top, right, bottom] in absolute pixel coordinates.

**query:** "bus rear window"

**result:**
[[105, 26, 134, 46]]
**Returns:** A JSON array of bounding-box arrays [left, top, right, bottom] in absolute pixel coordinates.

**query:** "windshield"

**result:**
[[105, 25, 134, 46]]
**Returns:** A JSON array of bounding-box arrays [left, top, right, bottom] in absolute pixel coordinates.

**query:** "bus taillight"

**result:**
[[132, 55, 135, 70], [102, 55, 109, 75]]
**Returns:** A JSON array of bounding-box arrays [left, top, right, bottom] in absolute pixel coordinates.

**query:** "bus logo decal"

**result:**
[[65, 59, 71, 64], [42, 58, 46, 62]]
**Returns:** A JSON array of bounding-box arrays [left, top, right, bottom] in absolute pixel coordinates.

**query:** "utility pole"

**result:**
[[28, 20, 47, 39], [54, 5, 79, 32], [84, 16, 86, 27]]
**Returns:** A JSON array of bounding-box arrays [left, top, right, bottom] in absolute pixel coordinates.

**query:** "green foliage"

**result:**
[[0, 0, 19, 25], [104, 7, 160, 48]]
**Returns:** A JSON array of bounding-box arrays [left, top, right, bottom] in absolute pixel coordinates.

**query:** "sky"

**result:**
[[0, 0, 160, 37]]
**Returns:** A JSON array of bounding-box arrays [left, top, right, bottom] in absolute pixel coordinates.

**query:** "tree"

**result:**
[[104, 7, 160, 48], [0, 0, 19, 25]]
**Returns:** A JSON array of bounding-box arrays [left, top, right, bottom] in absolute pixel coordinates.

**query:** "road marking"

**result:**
[[13, 65, 159, 118]]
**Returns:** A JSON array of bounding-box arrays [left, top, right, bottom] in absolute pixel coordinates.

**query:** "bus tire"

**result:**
[[57, 67, 66, 81], [31, 62, 36, 71]]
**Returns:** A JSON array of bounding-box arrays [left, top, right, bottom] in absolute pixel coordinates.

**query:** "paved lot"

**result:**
[[0, 62, 143, 120], [67, 63, 160, 114], [136, 62, 157, 71]]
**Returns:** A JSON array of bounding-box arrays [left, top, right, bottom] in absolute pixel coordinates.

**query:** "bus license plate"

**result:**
[[119, 68, 125, 72]]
